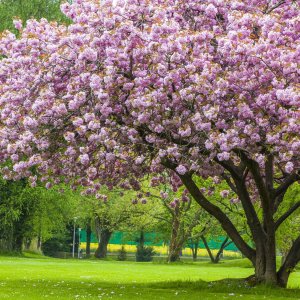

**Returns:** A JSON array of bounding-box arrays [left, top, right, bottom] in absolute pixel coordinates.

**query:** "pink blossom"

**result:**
[[205, 4, 218, 17], [182, 195, 189, 202], [220, 190, 230, 198], [13, 19, 22, 30], [135, 156, 145, 165], [79, 154, 89, 165], [23, 117, 38, 129], [217, 152, 230, 161], [45, 182, 52, 189], [176, 165, 187, 175], [285, 162, 294, 173], [79, 47, 98, 61]]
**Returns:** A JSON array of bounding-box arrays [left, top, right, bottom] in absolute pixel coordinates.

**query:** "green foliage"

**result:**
[[0, 175, 78, 253], [0, 0, 71, 33], [0, 178, 31, 251]]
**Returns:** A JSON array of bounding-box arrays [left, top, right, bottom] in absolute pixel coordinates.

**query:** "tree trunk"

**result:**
[[86, 221, 92, 258], [190, 238, 199, 261], [138, 231, 145, 248], [215, 237, 232, 263], [24, 239, 31, 250], [193, 244, 198, 261], [264, 233, 277, 285], [201, 235, 216, 263], [168, 246, 182, 262], [13, 233, 23, 253], [37, 234, 42, 251], [94, 229, 112, 259], [179, 173, 281, 285], [168, 206, 184, 262]]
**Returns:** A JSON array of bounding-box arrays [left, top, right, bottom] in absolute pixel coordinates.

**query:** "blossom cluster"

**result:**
[[0, 0, 298, 198]]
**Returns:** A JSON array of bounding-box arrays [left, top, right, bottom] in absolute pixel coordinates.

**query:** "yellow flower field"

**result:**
[[79, 242, 242, 258]]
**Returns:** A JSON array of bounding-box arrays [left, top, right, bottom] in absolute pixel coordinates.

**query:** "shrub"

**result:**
[[136, 245, 155, 262], [117, 245, 127, 261], [41, 237, 70, 257]]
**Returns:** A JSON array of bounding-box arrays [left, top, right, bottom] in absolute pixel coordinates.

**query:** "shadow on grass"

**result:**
[[1, 277, 300, 300], [149, 279, 300, 296]]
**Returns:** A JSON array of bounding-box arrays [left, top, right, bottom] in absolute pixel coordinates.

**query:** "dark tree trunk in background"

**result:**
[[13, 232, 24, 253], [190, 238, 199, 261], [201, 234, 232, 264], [215, 237, 232, 263], [201, 235, 216, 263], [25, 239, 31, 250], [167, 201, 201, 263], [138, 231, 145, 248], [37, 235, 42, 251], [86, 220, 92, 257], [193, 243, 199, 261], [11, 208, 31, 252], [94, 229, 112, 259]]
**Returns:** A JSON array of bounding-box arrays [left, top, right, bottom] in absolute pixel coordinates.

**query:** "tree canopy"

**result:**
[[0, 0, 299, 287]]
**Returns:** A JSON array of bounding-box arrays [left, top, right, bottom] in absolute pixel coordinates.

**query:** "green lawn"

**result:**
[[0, 255, 299, 299]]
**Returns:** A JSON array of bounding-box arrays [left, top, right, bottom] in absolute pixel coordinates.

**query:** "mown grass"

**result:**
[[0, 254, 299, 299]]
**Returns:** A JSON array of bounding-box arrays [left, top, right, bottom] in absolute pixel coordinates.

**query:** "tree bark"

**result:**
[[190, 238, 199, 261], [86, 221, 92, 258], [168, 246, 182, 262], [201, 235, 232, 263], [13, 233, 23, 252], [94, 229, 112, 259], [168, 205, 182, 262], [201, 235, 216, 263], [37, 231, 42, 251], [215, 237, 232, 263]]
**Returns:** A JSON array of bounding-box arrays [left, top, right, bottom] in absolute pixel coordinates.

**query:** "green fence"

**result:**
[[80, 230, 239, 252]]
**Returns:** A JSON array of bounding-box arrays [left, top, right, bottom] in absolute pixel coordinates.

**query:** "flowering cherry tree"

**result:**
[[0, 0, 299, 286]]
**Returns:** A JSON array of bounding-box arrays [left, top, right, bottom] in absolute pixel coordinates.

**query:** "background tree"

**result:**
[[0, 178, 76, 253], [156, 189, 202, 263], [0, 178, 30, 252], [77, 187, 137, 259]]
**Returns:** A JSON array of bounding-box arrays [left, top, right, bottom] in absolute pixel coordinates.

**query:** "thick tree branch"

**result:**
[[239, 151, 271, 208], [177, 173, 256, 263], [265, 154, 274, 193], [221, 172, 237, 194], [264, 0, 286, 14], [214, 158, 241, 179], [216, 156, 266, 245], [215, 237, 233, 262], [274, 173, 300, 211], [200, 235, 215, 262], [275, 201, 300, 230]]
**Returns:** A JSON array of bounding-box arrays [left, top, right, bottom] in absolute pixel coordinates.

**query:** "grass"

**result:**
[[0, 254, 299, 299]]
